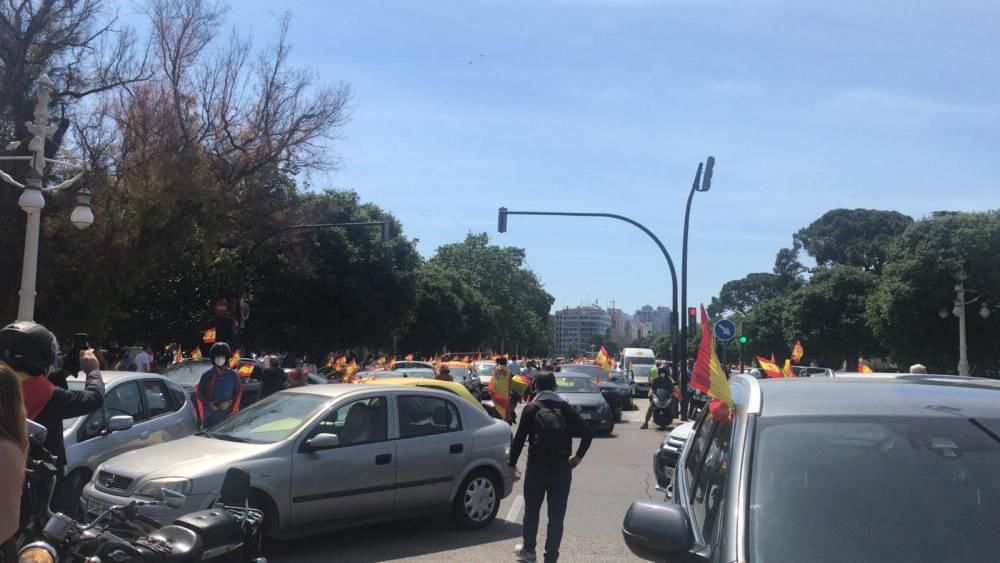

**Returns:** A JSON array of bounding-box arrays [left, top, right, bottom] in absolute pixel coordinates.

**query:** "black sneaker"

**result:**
[[640, 423, 649, 429]]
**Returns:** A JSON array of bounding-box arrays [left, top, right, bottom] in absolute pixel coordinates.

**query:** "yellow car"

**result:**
[[368, 377, 487, 413]]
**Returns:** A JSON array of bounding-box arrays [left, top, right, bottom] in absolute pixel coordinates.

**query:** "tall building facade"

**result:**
[[634, 305, 673, 334], [553, 305, 612, 355]]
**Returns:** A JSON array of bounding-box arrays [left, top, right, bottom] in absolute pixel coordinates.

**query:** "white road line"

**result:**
[[505, 494, 524, 523]]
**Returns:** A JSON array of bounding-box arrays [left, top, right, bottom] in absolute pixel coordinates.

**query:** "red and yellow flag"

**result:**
[[173, 346, 183, 364], [342, 360, 360, 382], [595, 345, 614, 374], [230, 349, 241, 369], [858, 362, 874, 374], [191, 348, 203, 360], [781, 358, 794, 378], [238, 364, 255, 378], [489, 365, 512, 421], [756, 356, 784, 379], [791, 340, 804, 363], [202, 328, 216, 344], [692, 305, 734, 422]]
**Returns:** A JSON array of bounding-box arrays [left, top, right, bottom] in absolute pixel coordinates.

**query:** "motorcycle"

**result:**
[[17, 456, 267, 563], [650, 387, 675, 430]]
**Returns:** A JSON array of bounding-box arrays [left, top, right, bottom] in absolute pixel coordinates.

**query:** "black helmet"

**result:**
[[0, 321, 59, 375], [209, 342, 232, 359]]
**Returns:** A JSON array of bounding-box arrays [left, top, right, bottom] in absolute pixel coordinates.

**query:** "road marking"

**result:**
[[505, 494, 524, 523]]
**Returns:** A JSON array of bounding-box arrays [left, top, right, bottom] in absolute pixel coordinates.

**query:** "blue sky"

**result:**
[[210, 0, 999, 315]]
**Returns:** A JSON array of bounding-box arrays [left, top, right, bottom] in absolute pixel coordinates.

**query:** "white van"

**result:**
[[621, 348, 657, 396]]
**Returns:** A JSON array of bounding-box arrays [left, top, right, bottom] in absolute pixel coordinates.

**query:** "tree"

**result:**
[[794, 209, 913, 274], [868, 211, 1000, 373], [713, 272, 787, 316]]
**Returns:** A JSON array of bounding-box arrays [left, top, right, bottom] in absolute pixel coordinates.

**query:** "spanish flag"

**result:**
[[756, 356, 784, 379], [173, 346, 183, 364], [791, 340, 804, 363], [859, 362, 874, 374], [238, 364, 255, 378], [342, 360, 360, 383], [781, 358, 794, 378], [191, 348, 202, 360], [489, 365, 512, 421], [691, 305, 734, 423], [230, 349, 241, 369], [595, 345, 614, 374], [202, 328, 216, 344]]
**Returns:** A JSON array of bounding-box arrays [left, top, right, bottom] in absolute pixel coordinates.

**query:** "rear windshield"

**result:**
[[559, 364, 606, 380], [749, 416, 1000, 563]]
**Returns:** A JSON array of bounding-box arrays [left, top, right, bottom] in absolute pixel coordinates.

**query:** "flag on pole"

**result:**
[[191, 348, 202, 360], [237, 364, 255, 378], [692, 305, 734, 423], [173, 346, 183, 364], [859, 362, 874, 374], [781, 358, 794, 378], [756, 356, 784, 379], [230, 349, 241, 369], [595, 345, 614, 374], [791, 340, 804, 363], [489, 364, 512, 421], [202, 328, 216, 344]]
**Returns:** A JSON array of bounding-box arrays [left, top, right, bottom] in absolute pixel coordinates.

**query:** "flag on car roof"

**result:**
[[691, 305, 734, 423], [595, 345, 614, 374], [342, 360, 360, 382], [756, 356, 784, 379], [173, 346, 183, 364], [191, 348, 202, 360], [237, 364, 254, 378], [781, 358, 794, 378], [858, 362, 874, 374], [202, 328, 216, 344], [791, 340, 804, 363], [230, 349, 240, 369]]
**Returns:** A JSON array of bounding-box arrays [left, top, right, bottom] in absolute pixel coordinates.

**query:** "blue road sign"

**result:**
[[714, 319, 736, 341]]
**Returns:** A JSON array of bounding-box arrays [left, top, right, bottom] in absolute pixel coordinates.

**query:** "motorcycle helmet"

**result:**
[[210, 342, 232, 367], [0, 321, 59, 375]]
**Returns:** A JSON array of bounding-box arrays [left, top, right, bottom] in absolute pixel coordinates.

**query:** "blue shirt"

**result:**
[[197, 367, 240, 425]]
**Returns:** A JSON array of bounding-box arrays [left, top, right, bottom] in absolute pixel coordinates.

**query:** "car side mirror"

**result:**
[[107, 415, 134, 432], [622, 500, 694, 560], [305, 433, 340, 452], [162, 488, 186, 509]]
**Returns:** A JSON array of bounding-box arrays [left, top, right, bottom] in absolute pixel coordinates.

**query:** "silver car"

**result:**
[[82, 384, 513, 538], [61, 371, 199, 510]]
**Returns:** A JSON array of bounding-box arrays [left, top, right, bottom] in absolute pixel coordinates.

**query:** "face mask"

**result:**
[[213, 356, 227, 367]]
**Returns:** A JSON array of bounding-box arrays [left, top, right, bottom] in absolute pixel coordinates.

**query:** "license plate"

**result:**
[[87, 497, 111, 513], [580, 413, 592, 419]]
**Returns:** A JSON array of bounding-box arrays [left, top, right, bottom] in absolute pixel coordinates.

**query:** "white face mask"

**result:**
[[213, 356, 227, 367]]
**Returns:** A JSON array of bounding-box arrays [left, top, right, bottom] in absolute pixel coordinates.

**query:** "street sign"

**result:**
[[714, 319, 736, 341]]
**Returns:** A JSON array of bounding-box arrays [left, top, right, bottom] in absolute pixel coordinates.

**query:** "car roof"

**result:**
[[95, 370, 168, 384], [282, 382, 463, 400], [755, 375, 1000, 418]]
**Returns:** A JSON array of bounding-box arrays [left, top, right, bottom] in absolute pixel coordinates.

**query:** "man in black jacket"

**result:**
[[508, 371, 593, 563], [0, 322, 104, 467]]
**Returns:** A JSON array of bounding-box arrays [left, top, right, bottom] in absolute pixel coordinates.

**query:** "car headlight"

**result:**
[[18, 542, 56, 563], [135, 477, 193, 499]]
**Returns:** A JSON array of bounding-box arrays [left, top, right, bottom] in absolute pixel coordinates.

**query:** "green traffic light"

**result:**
[[739, 336, 748, 344]]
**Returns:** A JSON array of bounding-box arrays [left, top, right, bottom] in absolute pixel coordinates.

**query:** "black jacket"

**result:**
[[33, 370, 105, 465], [508, 391, 593, 467], [259, 367, 286, 399]]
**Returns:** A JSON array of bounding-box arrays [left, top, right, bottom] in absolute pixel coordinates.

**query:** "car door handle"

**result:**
[[139, 431, 150, 440], [375, 454, 392, 465], [449, 443, 463, 454]]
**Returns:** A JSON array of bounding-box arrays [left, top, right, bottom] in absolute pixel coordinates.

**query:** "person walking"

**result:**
[[286, 359, 309, 388], [509, 371, 593, 563], [435, 365, 453, 382], [135, 346, 154, 372]]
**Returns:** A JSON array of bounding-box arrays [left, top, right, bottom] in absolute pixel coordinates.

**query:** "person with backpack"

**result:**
[[508, 371, 593, 563]]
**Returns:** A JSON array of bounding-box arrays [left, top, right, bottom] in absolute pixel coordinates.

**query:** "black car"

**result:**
[[553, 373, 615, 435], [558, 364, 632, 421], [159, 358, 263, 414], [624, 374, 1000, 563]]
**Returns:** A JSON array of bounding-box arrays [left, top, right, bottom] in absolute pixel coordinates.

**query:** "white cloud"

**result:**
[[813, 88, 997, 120]]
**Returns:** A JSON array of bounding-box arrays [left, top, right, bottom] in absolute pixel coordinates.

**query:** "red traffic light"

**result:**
[[687, 307, 697, 318]]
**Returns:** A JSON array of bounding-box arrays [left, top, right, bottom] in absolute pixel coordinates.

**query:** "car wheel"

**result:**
[[601, 423, 615, 436], [249, 490, 279, 539], [452, 469, 501, 530]]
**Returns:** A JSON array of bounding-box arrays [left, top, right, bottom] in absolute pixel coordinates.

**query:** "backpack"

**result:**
[[531, 401, 572, 465]]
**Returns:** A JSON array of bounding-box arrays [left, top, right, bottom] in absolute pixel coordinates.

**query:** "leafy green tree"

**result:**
[[794, 209, 913, 274], [868, 211, 1000, 373]]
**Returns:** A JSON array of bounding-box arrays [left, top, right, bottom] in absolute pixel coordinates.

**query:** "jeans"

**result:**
[[522, 461, 572, 563]]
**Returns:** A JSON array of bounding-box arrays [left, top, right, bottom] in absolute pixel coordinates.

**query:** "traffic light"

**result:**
[[497, 207, 508, 233], [739, 336, 748, 345], [687, 307, 697, 319]]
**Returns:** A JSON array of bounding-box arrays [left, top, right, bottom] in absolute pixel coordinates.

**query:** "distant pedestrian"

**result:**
[[259, 356, 286, 399], [909, 363, 928, 374], [435, 365, 453, 382], [510, 371, 593, 563], [286, 359, 309, 388], [135, 346, 154, 372]]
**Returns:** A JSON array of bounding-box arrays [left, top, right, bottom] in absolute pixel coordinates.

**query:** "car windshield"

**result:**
[[160, 362, 210, 386], [749, 416, 1000, 563], [475, 364, 496, 377], [631, 365, 653, 377], [555, 376, 599, 393], [559, 364, 606, 380], [448, 367, 472, 382], [627, 357, 655, 366], [206, 392, 329, 444]]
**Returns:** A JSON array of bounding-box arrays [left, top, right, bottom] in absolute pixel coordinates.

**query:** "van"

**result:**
[[621, 348, 657, 396]]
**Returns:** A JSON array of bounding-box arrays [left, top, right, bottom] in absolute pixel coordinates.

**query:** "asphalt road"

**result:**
[[268, 403, 677, 562]]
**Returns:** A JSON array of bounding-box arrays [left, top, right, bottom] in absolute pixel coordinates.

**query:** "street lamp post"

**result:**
[[680, 156, 714, 415], [939, 273, 990, 376], [497, 208, 681, 402], [234, 220, 390, 346], [0, 74, 92, 321]]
